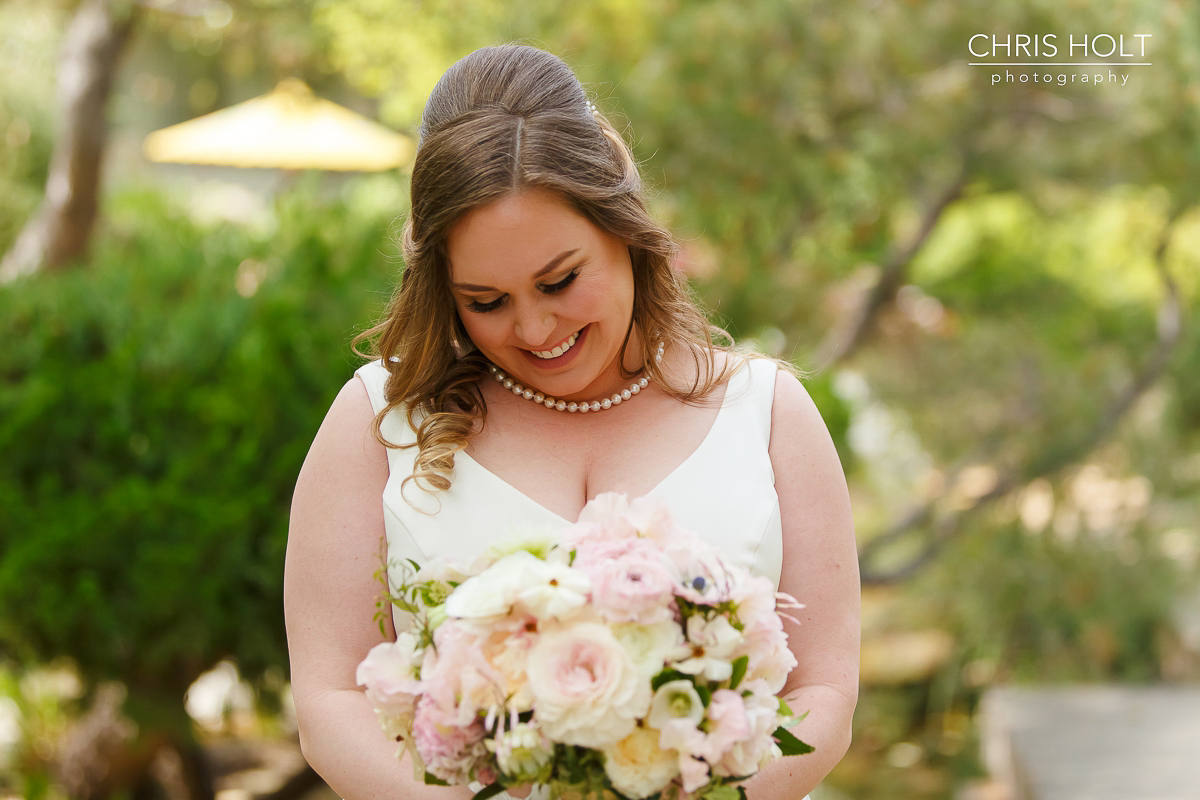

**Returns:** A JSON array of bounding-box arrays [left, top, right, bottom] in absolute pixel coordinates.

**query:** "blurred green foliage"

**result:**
[[3, 0, 1200, 798], [0, 184, 399, 705]]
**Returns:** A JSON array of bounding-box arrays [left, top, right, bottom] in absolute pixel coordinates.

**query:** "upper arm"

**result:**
[[284, 376, 394, 708], [768, 369, 860, 702]]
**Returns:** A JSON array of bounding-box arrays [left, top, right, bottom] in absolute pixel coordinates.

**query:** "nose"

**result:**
[[513, 300, 556, 348]]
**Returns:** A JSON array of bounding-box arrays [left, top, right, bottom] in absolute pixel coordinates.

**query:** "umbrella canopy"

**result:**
[[143, 78, 413, 171]]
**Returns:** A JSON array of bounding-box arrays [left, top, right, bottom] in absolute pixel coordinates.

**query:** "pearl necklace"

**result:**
[[487, 342, 664, 413]]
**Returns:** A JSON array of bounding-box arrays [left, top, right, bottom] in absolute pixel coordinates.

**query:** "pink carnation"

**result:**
[[730, 576, 798, 692], [412, 694, 491, 784], [573, 537, 681, 624], [698, 690, 751, 764], [713, 679, 782, 778], [419, 620, 505, 729]]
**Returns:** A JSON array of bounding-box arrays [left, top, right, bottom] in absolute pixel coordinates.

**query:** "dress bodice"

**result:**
[[355, 355, 782, 600], [354, 355, 788, 800]]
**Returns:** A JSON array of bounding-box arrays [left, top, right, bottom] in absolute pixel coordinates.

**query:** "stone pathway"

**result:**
[[981, 686, 1200, 800]]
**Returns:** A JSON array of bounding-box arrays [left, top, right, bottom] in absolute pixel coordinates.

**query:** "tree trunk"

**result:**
[[0, 0, 136, 284]]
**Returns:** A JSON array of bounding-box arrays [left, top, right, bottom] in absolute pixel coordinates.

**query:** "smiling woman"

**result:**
[[284, 44, 859, 800], [447, 189, 637, 404]]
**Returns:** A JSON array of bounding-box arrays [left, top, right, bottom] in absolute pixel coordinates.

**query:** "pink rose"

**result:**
[[566, 493, 639, 546], [526, 621, 652, 748], [573, 537, 681, 624], [566, 493, 695, 549]]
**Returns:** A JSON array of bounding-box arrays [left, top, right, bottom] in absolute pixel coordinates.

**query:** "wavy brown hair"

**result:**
[[354, 44, 738, 494]]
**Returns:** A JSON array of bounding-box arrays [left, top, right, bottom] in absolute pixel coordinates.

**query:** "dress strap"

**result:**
[[739, 355, 780, 444], [354, 359, 390, 415], [354, 359, 419, 449]]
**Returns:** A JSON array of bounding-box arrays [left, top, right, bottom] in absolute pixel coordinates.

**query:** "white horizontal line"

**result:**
[[969, 62, 1152, 66]]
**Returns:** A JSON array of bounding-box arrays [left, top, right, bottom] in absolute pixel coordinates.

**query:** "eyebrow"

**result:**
[[450, 249, 579, 293]]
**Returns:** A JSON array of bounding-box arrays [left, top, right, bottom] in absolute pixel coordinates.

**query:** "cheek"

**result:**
[[456, 309, 500, 348]]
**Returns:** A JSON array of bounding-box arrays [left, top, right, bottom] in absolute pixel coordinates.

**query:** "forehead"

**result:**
[[446, 189, 601, 281]]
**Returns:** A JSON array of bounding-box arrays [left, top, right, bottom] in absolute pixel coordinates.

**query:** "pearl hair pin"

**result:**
[[487, 341, 664, 413]]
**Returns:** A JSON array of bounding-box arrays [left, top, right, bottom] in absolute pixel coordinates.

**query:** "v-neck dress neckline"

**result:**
[[355, 355, 783, 598], [455, 377, 735, 525]]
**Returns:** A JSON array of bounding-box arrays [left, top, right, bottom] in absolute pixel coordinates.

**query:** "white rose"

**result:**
[[602, 724, 681, 799], [526, 622, 652, 748]]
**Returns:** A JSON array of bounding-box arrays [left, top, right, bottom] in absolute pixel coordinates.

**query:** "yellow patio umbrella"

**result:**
[[143, 78, 413, 171]]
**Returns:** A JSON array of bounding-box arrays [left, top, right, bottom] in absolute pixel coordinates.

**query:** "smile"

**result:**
[[531, 330, 581, 360]]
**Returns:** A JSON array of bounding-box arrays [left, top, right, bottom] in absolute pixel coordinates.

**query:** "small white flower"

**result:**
[[515, 559, 591, 620], [670, 615, 745, 683], [486, 721, 554, 783], [646, 679, 706, 729]]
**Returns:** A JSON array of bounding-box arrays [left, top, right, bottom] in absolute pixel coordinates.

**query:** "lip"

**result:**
[[520, 324, 588, 370]]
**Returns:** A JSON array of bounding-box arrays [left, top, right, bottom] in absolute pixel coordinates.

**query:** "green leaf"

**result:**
[[773, 726, 815, 756], [423, 772, 450, 786], [728, 655, 749, 690], [651, 669, 691, 691], [698, 785, 742, 800], [472, 782, 509, 800]]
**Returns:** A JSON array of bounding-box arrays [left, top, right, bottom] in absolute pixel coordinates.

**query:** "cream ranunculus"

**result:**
[[612, 620, 684, 677], [473, 523, 569, 572], [526, 622, 652, 748], [602, 724, 681, 799], [444, 551, 553, 624]]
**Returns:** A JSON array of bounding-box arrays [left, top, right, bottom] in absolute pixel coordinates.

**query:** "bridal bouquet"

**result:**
[[357, 493, 811, 800]]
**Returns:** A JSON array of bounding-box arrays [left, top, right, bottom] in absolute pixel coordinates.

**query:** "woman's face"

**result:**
[[446, 188, 637, 403]]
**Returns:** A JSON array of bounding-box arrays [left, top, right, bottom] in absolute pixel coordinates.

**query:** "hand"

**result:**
[[506, 784, 533, 799]]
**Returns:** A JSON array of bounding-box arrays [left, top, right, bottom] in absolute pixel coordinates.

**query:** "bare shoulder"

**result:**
[[769, 367, 829, 444], [768, 367, 852, 519], [287, 376, 388, 550]]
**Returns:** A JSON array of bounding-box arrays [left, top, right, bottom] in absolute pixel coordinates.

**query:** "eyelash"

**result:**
[[465, 269, 580, 314]]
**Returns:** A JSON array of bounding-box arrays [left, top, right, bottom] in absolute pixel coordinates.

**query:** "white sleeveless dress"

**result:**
[[354, 355, 796, 799]]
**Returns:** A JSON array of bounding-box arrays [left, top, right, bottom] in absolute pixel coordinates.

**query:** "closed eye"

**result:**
[[540, 268, 579, 295], [462, 268, 580, 314], [466, 296, 505, 313]]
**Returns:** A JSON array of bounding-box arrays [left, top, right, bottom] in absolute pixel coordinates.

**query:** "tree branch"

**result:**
[[860, 214, 1187, 585], [815, 166, 968, 368], [0, 0, 137, 283]]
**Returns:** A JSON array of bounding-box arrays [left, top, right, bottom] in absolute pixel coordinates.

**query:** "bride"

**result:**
[[284, 44, 859, 800]]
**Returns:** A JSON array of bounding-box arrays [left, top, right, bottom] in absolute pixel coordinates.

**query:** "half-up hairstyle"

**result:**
[[354, 44, 736, 495]]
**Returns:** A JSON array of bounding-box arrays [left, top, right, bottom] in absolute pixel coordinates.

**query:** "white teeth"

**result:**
[[533, 331, 579, 359]]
